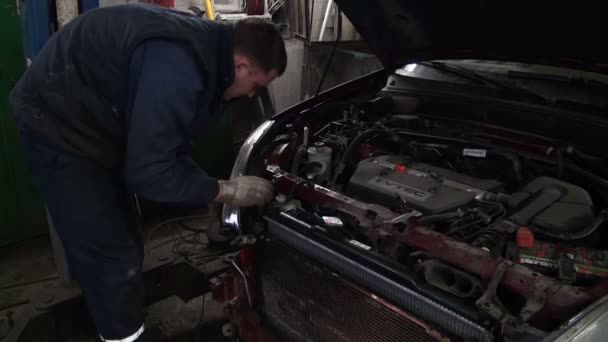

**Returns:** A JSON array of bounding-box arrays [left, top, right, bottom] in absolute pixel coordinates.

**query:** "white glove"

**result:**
[[215, 176, 274, 208]]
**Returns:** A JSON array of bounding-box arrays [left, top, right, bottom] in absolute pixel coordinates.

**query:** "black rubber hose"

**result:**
[[572, 148, 604, 163], [567, 163, 608, 195], [535, 209, 608, 240], [315, 10, 342, 96], [556, 148, 564, 179], [409, 142, 450, 150], [408, 142, 522, 184], [291, 145, 307, 174], [445, 203, 505, 236], [331, 128, 392, 185], [490, 150, 523, 184], [417, 211, 463, 224]]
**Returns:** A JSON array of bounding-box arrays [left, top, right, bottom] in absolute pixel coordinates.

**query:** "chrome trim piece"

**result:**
[[221, 120, 275, 233], [99, 325, 144, 342]]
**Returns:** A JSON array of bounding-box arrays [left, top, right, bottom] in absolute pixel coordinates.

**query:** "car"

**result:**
[[213, 1, 608, 341]]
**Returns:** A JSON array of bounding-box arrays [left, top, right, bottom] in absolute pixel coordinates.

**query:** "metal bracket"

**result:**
[[476, 259, 551, 331], [476, 260, 513, 321], [516, 281, 551, 323]]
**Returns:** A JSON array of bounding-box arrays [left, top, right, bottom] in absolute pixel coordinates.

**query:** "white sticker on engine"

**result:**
[[463, 148, 487, 158], [349, 240, 372, 250]]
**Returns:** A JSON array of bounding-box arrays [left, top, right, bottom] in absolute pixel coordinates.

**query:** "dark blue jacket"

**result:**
[[10, 4, 234, 205], [125, 39, 220, 205]]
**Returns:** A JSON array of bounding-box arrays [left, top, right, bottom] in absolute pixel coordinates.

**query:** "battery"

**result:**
[[518, 242, 608, 280]]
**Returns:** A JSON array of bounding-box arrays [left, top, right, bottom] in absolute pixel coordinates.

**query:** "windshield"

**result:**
[[395, 60, 608, 111]]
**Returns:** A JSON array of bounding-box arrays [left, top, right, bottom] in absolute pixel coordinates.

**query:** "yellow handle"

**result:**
[[204, 0, 215, 20]]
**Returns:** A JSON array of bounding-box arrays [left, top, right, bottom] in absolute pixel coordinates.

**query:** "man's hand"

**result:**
[[215, 176, 274, 208]]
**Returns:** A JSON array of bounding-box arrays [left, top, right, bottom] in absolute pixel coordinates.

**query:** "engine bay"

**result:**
[[248, 93, 608, 339]]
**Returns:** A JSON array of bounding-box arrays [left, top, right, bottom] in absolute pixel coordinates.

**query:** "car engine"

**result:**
[[248, 99, 608, 341]]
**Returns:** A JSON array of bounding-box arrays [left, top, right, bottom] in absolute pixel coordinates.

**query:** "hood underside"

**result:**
[[334, 0, 608, 74]]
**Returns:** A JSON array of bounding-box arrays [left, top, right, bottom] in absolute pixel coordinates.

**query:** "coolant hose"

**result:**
[[566, 163, 608, 202], [332, 128, 392, 185], [417, 211, 463, 224], [290, 127, 310, 174], [556, 148, 564, 179], [491, 150, 523, 184], [291, 145, 307, 174], [567, 163, 608, 190]]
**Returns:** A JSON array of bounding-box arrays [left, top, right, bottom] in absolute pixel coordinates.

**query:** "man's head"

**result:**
[[223, 18, 287, 100]]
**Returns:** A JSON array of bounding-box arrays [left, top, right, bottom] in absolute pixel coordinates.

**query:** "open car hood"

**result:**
[[334, 0, 608, 74]]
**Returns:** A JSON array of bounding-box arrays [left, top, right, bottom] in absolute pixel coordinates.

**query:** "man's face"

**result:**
[[223, 55, 279, 101]]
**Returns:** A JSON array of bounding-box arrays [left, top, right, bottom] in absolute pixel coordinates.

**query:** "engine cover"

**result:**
[[347, 155, 502, 214], [511, 176, 594, 233]]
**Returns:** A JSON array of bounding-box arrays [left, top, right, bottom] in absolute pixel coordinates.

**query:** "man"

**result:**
[[9, 4, 286, 341]]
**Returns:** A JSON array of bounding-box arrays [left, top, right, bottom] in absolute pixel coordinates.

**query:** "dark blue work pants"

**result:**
[[19, 129, 145, 341]]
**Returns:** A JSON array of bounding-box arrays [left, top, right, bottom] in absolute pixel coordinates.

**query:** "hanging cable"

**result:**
[[302, 0, 316, 99], [315, 9, 342, 96]]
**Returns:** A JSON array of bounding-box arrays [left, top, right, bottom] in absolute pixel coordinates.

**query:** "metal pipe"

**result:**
[[204, 0, 215, 19], [319, 0, 333, 41], [303, 126, 310, 147], [290, 126, 309, 174]]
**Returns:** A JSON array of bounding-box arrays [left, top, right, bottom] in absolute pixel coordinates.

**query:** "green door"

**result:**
[[0, 2, 46, 246]]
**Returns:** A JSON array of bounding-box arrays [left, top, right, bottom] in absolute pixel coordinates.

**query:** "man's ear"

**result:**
[[233, 54, 252, 70]]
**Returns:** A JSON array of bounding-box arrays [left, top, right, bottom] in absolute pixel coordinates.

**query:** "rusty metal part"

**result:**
[[226, 300, 279, 342], [264, 165, 608, 330], [421, 259, 482, 299], [212, 268, 280, 342], [267, 165, 400, 229], [232, 260, 253, 308], [402, 225, 607, 328], [476, 261, 514, 321]]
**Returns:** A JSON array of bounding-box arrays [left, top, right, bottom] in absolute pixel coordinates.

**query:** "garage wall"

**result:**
[[267, 39, 305, 112], [268, 39, 382, 113], [98, 0, 380, 113]]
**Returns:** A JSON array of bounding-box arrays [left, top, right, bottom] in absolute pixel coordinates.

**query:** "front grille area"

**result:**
[[258, 241, 443, 342], [260, 217, 493, 342]]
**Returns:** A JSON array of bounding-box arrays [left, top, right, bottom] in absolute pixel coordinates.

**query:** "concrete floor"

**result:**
[[0, 211, 231, 341]]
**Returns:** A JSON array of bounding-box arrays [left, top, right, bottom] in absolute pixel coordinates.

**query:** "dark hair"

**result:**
[[233, 18, 287, 75]]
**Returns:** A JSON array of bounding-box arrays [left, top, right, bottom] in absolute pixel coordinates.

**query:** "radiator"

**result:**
[[259, 216, 493, 342], [259, 242, 444, 341]]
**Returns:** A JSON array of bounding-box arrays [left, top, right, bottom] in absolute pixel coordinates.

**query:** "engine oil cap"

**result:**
[[393, 164, 408, 173], [516, 227, 534, 248]]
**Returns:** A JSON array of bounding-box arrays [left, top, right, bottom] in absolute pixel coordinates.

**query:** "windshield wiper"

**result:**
[[507, 70, 608, 90], [419, 61, 549, 103]]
